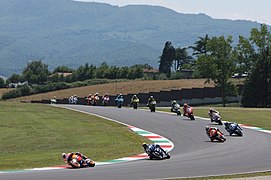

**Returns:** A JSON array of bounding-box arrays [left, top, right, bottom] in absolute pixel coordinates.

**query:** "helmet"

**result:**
[[133, 95, 137, 97], [150, 96, 153, 98], [142, 143, 148, 149], [172, 100, 177, 104], [184, 103, 188, 107], [205, 126, 209, 132], [209, 108, 215, 112], [62, 153, 67, 159]]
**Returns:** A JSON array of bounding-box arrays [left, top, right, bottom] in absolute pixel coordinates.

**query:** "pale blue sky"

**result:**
[[76, 0, 271, 25]]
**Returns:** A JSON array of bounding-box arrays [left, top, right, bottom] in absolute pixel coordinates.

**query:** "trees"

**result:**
[[22, 60, 50, 85], [190, 34, 209, 56], [241, 25, 271, 107], [159, 41, 175, 77], [195, 36, 236, 107], [0, 77, 5, 88], [174, 47, 193, 71]]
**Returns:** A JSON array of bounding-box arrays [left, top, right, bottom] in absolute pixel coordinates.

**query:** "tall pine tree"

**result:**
[[159, 41, 175, 77]]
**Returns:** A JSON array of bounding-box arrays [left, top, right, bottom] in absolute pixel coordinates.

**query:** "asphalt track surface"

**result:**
[[1, 105, 271, 180]]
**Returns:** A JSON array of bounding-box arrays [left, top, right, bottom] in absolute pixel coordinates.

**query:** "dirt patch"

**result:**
[[10, 79, 215, 101]]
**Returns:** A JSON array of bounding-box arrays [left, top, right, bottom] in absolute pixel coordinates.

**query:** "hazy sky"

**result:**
[[76, 0, 271, 25]]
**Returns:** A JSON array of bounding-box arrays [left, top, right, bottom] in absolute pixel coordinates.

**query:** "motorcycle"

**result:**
[[102, 96, 110, 106], [184, 106, 195, 120], [144, 145, 171, 160], [68, 156, 95, 168], [171, 103, 181, 116], [210, 131, 226, 142], [69, 96, 78, 104], [131, 99, 139, 109], [209, 112, 223, 125], [224, 122, 243, 136], [148, 100, 156, 112], [115, 96, 124, 108], [92, 95, 100, 106], [86, 96, 92, 105]]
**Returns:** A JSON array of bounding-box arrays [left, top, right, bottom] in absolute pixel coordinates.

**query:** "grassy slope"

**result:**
[[0, 102, 151, 170], [10, 79, 215, 101]]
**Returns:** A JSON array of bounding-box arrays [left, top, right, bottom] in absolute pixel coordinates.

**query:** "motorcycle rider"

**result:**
[[62, 152, 88, 167], [115, 93, 123, 101], [224, 122, 242, 135], [183, 102, 190, 116], [205, 126, 224, 140], [102, 93, 109, 100], [86, 94, 93, 105], [147, 96, 155, 106], [208, 108, 220, 122], [69, 94, 78, 104], [131, 94, 139, 104], [142, 143, 170, 159], [171, 100, 179, 110], [102, 93, 110, 105]]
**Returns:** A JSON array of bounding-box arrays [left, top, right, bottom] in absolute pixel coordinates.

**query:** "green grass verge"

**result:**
[[0, 102, 151, 170]]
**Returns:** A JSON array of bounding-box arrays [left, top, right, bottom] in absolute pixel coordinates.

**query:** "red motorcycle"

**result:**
[[92, 95, 100, 106], [183, 106, 195, 120], [211, 130, 226, 142]]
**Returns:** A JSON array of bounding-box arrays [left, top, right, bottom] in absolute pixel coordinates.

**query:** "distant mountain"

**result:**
[[0, 0, 262, 76]]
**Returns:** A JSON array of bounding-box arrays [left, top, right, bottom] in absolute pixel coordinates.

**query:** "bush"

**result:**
[[1, 84, 31, 100]]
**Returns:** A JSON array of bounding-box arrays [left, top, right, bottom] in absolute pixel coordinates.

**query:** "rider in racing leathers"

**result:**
[[142, 143, 167, 157], [224, 122, 242, 135], [62, 152, 87, 167], [205, 126, 223, 140], [183, 102, 191, 116], [147, 96, 155, 106], [208, 108, 220, 122]]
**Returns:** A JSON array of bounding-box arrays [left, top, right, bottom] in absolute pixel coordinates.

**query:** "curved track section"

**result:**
[[1, 105, 271, 180]]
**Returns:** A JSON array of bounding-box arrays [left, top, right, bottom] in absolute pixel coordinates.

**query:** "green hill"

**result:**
[[0, 0, 262, 76]]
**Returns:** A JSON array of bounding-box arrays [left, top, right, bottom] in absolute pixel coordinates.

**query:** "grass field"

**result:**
[[0, 102, 151, 170]]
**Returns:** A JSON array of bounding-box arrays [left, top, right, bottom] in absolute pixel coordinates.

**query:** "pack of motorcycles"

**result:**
[[64, 97, 243, 168]]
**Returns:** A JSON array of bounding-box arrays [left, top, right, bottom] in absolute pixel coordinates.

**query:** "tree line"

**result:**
[[1, 25, 270, 107], [159, 24, 271, 107]]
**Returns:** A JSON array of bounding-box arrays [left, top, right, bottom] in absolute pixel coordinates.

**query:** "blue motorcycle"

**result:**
[[115, 95, 124, 108]]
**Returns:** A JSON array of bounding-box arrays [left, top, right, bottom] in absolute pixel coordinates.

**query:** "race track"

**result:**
[[1, 105, 271, 180]]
